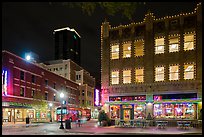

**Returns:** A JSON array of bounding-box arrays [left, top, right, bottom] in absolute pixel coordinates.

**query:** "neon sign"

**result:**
[[2, 70, 8, 96], [94, 89, 100, 106]]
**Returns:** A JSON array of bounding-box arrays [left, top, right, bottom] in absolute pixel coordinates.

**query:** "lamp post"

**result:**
[[49, 103, 53, 122], [59, 92, 64, 129]]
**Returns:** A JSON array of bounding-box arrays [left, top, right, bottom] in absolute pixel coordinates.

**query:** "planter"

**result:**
[[101, 120, 108, 126]]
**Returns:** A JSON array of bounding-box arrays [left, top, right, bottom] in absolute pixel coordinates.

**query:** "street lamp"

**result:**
[[49, 103, 53, 122], [59, 92, 64, 129]]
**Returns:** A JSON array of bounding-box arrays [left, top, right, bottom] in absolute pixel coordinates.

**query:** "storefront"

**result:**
[[105, 95, 202, 121], [153, 98, 202, 120], [107, 95, 147, 120], [153, 93, 202, 120], [2, 102, 53, 123]]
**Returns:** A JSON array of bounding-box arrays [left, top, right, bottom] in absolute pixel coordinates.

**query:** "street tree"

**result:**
[[31, 91, 48, 119], [49, 2, 145, 20]]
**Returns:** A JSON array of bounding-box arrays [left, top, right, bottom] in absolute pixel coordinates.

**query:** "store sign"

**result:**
[[122, 105, 132, 109], [2, 102, 10, 107], [2, 70, 8, 96], [94, 89, 100, 106], [9, 102, 32, 107]]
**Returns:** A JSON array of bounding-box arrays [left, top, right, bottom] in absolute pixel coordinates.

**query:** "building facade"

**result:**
[[2, 50, 80, 123], [39, 59, 97, 118], [101, 3, 202, 121], [54, 27, 81, 65]]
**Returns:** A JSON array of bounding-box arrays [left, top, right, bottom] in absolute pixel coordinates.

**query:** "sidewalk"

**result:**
[[2, 121, 51, 128], [2, 120, 202, 135]]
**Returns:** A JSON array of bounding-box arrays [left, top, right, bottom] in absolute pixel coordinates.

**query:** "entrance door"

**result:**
[[123, 109, 130, 121], [8, 111, 11, 122]]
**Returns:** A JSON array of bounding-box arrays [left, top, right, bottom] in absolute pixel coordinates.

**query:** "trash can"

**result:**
[[65, 119, 71, 129]]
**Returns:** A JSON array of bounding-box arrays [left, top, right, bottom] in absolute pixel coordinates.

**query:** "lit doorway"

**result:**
[[123, 109, 130, 121]]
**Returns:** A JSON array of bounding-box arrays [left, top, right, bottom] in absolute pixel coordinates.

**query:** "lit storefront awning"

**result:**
[[154, 98, 202, 104], [105, 100, 146, 105]]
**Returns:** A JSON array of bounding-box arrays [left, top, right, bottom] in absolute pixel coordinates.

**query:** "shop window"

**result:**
[[169, 36, 179, 52], [123, 70, 131, 84], [154, 104, 163, 118], [110, 105, 120, 119], [123, 42, 131, 58], [134, 104, 146, 119], [184, 34, 194, 51], [20, 71, 24, 80], [20, 87, 24, 97], [135, 40, 144, 57], [163, 104, 174, 118], [111, 71, 119, 85], [155, 66, 165, 81], [135, 68, 144, 83], [169, 65, 179, 80], [155, 38, 165, 54], [111, 44, 119, 59], [184, 64, 194, 79]]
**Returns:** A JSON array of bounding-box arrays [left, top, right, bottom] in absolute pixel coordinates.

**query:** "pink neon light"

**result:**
[[95, 89, 99, 106]]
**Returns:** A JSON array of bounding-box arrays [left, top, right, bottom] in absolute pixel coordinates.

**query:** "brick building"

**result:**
[[2, 50, 79, 123], [38, 59, 96, 118], [101, 3, 202, 121]]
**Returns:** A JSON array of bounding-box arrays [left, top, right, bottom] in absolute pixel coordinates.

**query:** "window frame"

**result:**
[[135, 68, 144, 83], [155, 66, 165, 81], [123, 70, 131, 84], [169, 65, 179, 81], [155, 37, 165, 54], [111, 71, 119, 85], [111, 44, 119, 60]]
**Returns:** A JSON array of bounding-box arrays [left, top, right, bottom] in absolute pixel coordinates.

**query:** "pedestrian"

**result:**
[[26, 116, 30, 127]]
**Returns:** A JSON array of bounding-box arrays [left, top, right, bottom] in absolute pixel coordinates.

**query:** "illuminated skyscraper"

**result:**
[[54, 27, 81, 65]]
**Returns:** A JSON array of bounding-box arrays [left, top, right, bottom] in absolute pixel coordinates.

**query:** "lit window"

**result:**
[[111, 44, 119, 59], [31, 89, 35, 98], [135, 68, 144, 83], [135, 40, 144, 57], [184, 34, 194, 51], [155, 66, 164, 81], [20, 87, 25, 97], [169, 36, 179, 52], [123, 70, 131, 84], [184, 64, 194, 79], [111, 71, 119, 85], [169, 65, 179, 80], [155, 38, 165, 54], [123, 43, 131, 58]]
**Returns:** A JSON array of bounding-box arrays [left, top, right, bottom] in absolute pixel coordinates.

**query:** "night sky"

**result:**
[[2, 2, 198, 87]]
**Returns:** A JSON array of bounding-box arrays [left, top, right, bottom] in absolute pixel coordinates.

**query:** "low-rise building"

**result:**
[[2, 50, 80, 123]]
